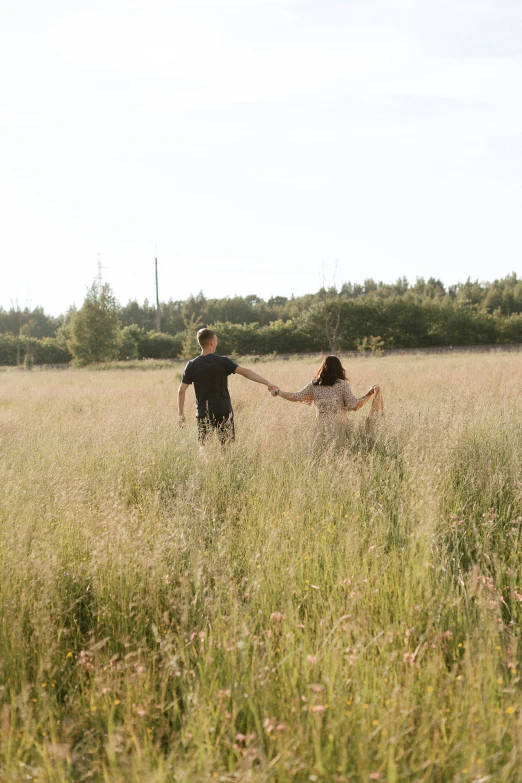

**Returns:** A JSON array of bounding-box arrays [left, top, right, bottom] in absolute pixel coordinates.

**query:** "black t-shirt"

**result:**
[[182, 354, 238, 418]]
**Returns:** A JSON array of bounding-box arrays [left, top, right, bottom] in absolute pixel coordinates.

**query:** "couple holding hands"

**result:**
[[178, 328, 383, 445]]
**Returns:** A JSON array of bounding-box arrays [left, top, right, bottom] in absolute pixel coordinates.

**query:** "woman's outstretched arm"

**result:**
[[273, 389, 296, 401], [271, 381, 313, 405], [353, 385, 380, 411], [271, 389, 311, 404], [342, 380, 379, 411]]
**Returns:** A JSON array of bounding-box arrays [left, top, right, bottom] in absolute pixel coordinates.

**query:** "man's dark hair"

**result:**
[[197, 328, 217, 348]]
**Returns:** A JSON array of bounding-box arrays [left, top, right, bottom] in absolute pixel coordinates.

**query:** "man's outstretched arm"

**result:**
[[235, 366, 275, 388]]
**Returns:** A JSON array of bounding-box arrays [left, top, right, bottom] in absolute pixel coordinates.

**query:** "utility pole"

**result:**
[[11, 298, 21, 367], [155, 250, 161, 333]]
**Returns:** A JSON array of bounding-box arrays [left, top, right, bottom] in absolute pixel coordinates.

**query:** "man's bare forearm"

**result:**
[[236, 367, 273, 386], [246, 369, 272, 386], [178, 387, 186, 416]]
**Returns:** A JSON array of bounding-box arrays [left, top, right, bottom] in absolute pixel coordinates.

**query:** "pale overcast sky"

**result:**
[[1, 0, 522, 315]]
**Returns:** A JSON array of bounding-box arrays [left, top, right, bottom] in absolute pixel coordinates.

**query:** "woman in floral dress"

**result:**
[[270, 355, 383, 433]]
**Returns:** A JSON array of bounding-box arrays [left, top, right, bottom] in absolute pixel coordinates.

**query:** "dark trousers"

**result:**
[[197, 413, 235, 445]]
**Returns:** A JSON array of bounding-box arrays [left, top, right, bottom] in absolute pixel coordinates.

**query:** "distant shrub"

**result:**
[[138, 331, 183, 360], [207, 320, 318, 356], [496, 314, 522, 343], [0, 333, 19, 366], [357, 336, 385, 357], [31, 337, 72, 365], [119, 325, 144, 360]]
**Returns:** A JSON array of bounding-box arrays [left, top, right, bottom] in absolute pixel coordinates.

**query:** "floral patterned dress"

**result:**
[[294, 379, 358, 424]]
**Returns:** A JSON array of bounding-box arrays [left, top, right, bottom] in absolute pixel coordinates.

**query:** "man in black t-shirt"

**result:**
[[178, 328, 276, 444]]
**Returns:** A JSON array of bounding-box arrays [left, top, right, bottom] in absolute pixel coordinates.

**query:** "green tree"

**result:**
[[68, 283, 121, 366], [180, 313, 204, 359], [118, 324, 144, 360]]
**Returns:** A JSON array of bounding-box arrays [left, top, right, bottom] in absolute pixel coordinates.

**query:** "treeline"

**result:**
[[1, 274, 522, 366]]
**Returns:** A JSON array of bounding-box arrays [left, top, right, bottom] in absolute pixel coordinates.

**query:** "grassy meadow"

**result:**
[[1, 353, 522, 782]]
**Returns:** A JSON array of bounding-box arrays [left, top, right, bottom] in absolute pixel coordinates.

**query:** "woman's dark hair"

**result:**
[[312, 355, 348, 386]]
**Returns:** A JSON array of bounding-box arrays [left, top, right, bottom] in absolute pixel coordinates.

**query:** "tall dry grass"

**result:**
[[0, 353, 521, 782]]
